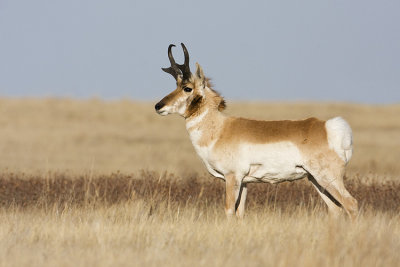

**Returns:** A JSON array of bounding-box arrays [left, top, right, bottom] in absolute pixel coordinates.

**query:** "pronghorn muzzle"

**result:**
[[154, 102, 165, 112]]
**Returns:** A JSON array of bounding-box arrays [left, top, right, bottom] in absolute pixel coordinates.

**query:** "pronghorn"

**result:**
[[155, 43, 358, 220]]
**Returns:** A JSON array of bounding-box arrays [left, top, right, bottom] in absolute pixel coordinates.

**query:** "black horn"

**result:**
[[161, 44, 181, 80], [161, 43, 191, 81], [176, 43, 191, 81]]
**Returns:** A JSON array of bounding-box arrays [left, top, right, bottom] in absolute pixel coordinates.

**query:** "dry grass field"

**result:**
[[0, 98, 399, 266]]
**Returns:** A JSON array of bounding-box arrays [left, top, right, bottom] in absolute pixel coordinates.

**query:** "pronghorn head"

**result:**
[[155, 43, 210, 118]]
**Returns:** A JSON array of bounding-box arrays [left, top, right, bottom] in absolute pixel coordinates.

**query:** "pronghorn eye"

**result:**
[[183, 87, 192, 93]]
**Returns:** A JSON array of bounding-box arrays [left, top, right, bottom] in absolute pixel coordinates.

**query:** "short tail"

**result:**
[[325, 117, 353, 164]]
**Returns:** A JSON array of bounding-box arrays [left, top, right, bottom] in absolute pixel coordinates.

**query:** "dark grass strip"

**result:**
[[0, 171, 399, 212]]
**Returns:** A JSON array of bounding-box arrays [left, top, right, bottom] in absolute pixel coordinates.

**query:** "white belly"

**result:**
[[243, 164, 307, 183], [240, 141, 307, 183], [189, 125, 309, 184], [203, 141, 307, 183]]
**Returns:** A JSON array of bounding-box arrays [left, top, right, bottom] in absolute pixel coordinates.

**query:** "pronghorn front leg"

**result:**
[[225, 173, 243, 218], [236, 183, 247, 219]]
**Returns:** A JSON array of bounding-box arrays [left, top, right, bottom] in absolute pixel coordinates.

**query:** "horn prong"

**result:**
[[161, 67, 177, 80]]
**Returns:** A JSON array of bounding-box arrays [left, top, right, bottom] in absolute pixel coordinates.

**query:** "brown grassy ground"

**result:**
[[0, 98, 399, 178], [0, 172, 399, 213], [0, 172, 399, 267], [0, 98, 399, 266]]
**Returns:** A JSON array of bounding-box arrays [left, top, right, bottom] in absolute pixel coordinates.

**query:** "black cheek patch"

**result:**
[[187, 95, 203, 117], [218, 99, 226, 111]]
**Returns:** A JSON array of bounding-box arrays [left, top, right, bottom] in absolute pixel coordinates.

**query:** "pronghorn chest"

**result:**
[[185, 110, 221, 164], [188, 128, 217, 162], [186, 123, 223, 178]]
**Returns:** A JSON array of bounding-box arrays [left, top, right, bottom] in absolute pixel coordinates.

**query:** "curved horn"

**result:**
[[161, 44, 181, 80], [167, 44, 177, 65], [182, 43, 189, 68], [177, 43, 191, 81]]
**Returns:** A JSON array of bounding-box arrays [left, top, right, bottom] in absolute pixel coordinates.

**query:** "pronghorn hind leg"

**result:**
[[329, 176, 358, 221], [308, 173, 342, 218], [306, 168, 358, 221], [224, 173, 243, 219], [235, 183, 247, 219]]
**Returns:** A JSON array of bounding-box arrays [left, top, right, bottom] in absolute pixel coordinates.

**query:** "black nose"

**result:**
[[155, 102, 165, 111]]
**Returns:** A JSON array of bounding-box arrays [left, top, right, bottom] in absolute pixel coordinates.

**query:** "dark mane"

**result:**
[[205, 78, 226, 111]]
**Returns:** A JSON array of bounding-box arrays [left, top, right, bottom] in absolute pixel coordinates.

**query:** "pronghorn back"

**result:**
[[216, 117, 327, 148]]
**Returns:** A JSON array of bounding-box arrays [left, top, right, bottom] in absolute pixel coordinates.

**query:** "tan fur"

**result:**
[[156, 75, 225, 119], [156, 54, 358, 221], [205, 78, 226, 111], [225, 173, 240, 217], [188, 97, 334, 167], [215, 117, 328, 151], [186, 89, 226, 147], [157, 87, 183, 108]]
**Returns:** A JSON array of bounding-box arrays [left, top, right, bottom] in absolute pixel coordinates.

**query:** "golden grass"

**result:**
[[1, 204, 399, 267], [0, 172, 399, 267], [0, 98, 399, 178], [0, 98, 399, 266]]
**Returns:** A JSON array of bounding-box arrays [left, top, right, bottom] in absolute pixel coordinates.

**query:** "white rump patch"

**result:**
[[325, 117, 353, 163]]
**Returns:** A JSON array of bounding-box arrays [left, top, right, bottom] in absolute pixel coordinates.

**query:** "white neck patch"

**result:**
[[186, 108, 208, 129]]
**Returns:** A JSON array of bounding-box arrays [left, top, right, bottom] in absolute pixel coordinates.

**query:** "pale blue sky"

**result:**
[[0, 0, 399, 103]]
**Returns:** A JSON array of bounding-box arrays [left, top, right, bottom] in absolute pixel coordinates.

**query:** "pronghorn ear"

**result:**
[[195, 63, 205, 87]]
